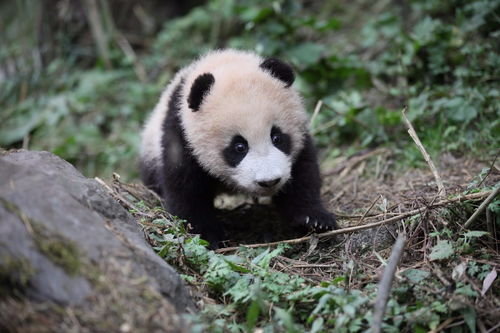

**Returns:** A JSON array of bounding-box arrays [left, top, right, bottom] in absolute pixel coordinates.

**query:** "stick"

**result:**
[[429, 318, 456, 333], [215, 190, 492, 254], [463, 185, 499, 229], [323, 148, 388, 177], [371, 234, 406, 333], [310, 100, 323, 129], [486, 321, 500, 333], [401, 106, 446, 197], [115, 31, 148, 83], [477, 149, 499, 188], [356, 194, 382, 225]]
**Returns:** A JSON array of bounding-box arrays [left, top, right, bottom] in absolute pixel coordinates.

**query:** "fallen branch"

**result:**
[[215, 190, 493, 254], [401, 106, 446, 197], [463, 184, 499, 229], [371, 233, 406, 333]]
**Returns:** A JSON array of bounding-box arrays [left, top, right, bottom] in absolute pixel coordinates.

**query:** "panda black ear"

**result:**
[[260, 58, 295, 88], [188, 73, 215, 111]]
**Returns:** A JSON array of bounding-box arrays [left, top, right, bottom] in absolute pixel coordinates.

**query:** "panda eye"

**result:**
[[271, 133, 282, 145], [234, 142, 248, 153]]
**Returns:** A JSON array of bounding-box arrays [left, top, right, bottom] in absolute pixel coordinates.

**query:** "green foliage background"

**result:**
[[1, 0, 499, 179]]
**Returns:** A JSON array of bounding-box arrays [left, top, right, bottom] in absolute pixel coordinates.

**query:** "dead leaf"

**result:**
[[481, 269, 497, 296]]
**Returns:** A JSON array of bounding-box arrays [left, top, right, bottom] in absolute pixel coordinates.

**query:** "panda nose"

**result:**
[[257, 178, 281, 188]]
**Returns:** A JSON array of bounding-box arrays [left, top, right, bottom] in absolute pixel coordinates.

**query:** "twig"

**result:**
[[463, 184, 500, 229], [477, 149, 500, 188], [371, 234, 406, 333], [95, 177, 154, 218], [356, 194, 382, 226], [310, 100, 323, 130], [324, 148, 388, 177], [114, 31, 148, 83], [329, 189, 345, 203], [429, 317, 456, 333], [215, 190, 493, 253], [486, 209, 498, 252], [486, 321, 500, 333], [401, 106, 446, 197], [292, 264, 335, 269]]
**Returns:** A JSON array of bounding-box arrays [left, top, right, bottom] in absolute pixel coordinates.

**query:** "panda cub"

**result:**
[[140, 49, 337, 246]]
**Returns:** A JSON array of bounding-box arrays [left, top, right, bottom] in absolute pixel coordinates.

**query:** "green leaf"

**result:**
[[251, 248, 270, 266], [310, 317, 324, 333], [157, 244, 170, 258], [224, 258, 251, 273], [332, 276, 346, 285], [462, 231, 489, 238], [286, 43, 325, 67], [403, 269, 430, 283], [274, 307, 300, 333], [246, 300, 261, 330], [461, 307, 476, 333], [489, 199, 500, 214], [429, 240, 454, 261]]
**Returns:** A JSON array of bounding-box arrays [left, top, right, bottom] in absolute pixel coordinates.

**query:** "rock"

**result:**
[[0, 150, 193, 332]]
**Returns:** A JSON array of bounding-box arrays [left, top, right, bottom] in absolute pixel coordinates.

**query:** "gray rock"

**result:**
[[0, 150, 193, 332]]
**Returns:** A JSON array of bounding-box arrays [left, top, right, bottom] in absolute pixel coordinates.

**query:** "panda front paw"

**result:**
[[298, 209, 337, 232], [201, 224, 227, 250]]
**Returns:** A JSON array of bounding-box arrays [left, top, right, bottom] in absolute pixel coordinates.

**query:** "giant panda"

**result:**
[[140, 49, 337, 247]]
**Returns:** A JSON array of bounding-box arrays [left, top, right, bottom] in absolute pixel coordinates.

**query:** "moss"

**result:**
[[0, 197, 82, 276], [0, 256, 35, 296], [32, 224, 82, 276]]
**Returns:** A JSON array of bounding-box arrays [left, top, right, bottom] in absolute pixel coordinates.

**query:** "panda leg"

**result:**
[[273, 135, 337, 232], [160, 167, 225, 249]]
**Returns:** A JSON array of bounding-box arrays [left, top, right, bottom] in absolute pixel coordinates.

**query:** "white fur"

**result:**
[[140, 67, 190, 167], [141, 49, 309, 195]]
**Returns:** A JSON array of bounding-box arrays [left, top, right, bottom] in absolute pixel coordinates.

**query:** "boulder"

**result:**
[[0, 150, 193, 332]]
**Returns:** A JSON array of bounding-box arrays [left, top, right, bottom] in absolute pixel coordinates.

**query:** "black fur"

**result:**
[[260, 58, 295, 87], [188, 73, 215, 111], [222, 135, 248, 167], [271, 126, 291, 155], [274, 135, 337, 231], [141, 81, 225, 248]]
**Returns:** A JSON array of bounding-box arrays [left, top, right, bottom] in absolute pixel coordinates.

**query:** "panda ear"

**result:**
[[260, 58, 295, 88], [188, 73, 215, 111]]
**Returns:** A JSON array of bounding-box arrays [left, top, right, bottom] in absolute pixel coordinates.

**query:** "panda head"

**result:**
[[181, 50, 308, 196]]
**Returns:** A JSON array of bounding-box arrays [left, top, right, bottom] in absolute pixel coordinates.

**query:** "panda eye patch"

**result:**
[[271, 126, 291, 155], [223, 135, 249, 167]]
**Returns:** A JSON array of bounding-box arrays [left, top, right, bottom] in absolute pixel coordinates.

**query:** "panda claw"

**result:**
[[314, 221, 317, 228], [305, 216, 310, 225]]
